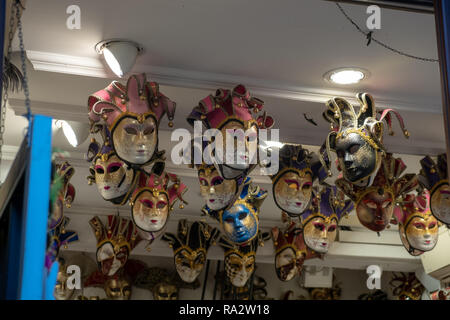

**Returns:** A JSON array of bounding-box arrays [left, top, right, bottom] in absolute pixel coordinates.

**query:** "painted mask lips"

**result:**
[[424, 240, 431, 244], [151, 219, 158, 224], [104, 186, 111, 190], [295, 202, 302, 207], [209, 199, 215, 203]]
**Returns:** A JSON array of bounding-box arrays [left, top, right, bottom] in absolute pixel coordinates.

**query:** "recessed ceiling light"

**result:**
[[324, 68, 369, 85], [95, 39, 144, 77]]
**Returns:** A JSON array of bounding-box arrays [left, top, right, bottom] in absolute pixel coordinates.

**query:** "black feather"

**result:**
[[2, 57, 24, 93]]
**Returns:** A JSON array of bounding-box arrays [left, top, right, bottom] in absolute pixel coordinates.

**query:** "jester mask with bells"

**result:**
[[45, 216, 78, 271], [86, 127, 137, 205], [419, 154, 450, 225], [321, 93, 409, 187], [88, 73, 176, 166], [89, 215, 141, 276], [218, 232, 269, 288], [390, 272, 425, 300], [301, 186, 353, 254], [84, 259, 146, 300], [393, 191, 439, 256], [204, 178, 267, 244], [50, 161, 75, 230], [130, 171, 187, 233], [336, 153, 418, 232], [187, 84, 274, 181], [270, 144, 327, 217], [162, 220, 220, 283], [191, 140, 239, 211], [271, 222, 320, 282]]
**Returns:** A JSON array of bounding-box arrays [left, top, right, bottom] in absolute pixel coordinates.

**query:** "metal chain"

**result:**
[[15, 0, 31, 145], [0, 2, 18, 173], [335, 3, 438, 63]]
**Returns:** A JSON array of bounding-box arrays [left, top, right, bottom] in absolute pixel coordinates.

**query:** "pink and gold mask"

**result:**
[[198, 165, 237, 211], [130, 172, 187, 233], [88, 74, 176, 166], [337, 154, 418, 232], [273, 170, 313, 216], [394, 192, 439, 255]]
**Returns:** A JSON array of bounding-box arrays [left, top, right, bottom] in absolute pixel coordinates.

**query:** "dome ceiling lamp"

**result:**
[[95, 39, 144, 78]]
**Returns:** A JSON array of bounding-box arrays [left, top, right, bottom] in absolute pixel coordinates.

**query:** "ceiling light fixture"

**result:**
[[324, 67, 369, 85], [95, 39, 144, 78], [53, 120, 90, 148]]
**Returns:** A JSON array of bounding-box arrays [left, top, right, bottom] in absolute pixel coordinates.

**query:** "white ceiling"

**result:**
[[2, 0, 447, 272]]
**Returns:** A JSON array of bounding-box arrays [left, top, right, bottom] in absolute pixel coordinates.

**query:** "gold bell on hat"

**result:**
[[168, 121, 174, 128], [179, 202, 185, 209]]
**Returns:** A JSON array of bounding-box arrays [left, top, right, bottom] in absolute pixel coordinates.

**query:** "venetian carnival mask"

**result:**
[[219, 233, 268, 288], [301, 186, 353, 254], [162, 220, 219, 283], [153, 282, 179, 300], [198, 164, 238, 211], [270, 144, 326, 217], [88, 73, 176, 166], [86, 131, 137, 205], [321, 93, 409, 186], [54, 259, 75, 300], [50, 162, 75, 229], [187, 84, 274, 181], [204, 178, 266, 244], [45, 216, 78, 270], [89, 216, 141, 276], [419, 154, 450, 225], [394, 192, 439, 255], [337, 153, 418, 232], [271, 224, 305, 282], [130, 172, 187, 233], [85, 259, 146, 300], [390, 272, 424, 300]]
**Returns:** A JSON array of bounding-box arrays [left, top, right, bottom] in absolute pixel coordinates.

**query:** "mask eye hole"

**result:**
[[140, 199, 153, 208], [413, 222, 425, 229], [349, 144, 360, 154], [363, 200, 378, 209], [108, 164, 122, 173], [239, 211, 248, 220], [428, 222, 437, 229], [143, 125, 155, 135], [199, 178, 208, 186], [95, 166, 105, 174], [156, 201, 167, 209], [382, 200, 392, 208], [336, 149, 345, 158], [302, 182, 312, 191], [124, 126, 138, 135], [225, 217, 234, 223], [314, 223, 325, 231], [211, 176, 224, 186], [328, 225, 337, 232], [285, 179, 299, 190]]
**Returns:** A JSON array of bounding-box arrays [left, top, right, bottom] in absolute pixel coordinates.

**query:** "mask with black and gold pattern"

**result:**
[[162, 220, 219, 283]]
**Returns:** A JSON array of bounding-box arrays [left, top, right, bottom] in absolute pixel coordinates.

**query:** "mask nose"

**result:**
[[344, 152, 353, 167], [209, 186, 215, 194], [423, 232, 431, 239]]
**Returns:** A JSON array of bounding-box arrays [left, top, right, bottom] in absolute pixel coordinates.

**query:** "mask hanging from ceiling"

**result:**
[[390, 272, 424, 300], [271, 222, 320, 282], [393, 191, 439, 256], [84, 259, 146, 300], [88, 73, 176, 167], [54, 253, 97, 300], [218, 232, 269, 288], [133, 267, 200, 300], [89, 215, 141, 276], [162, 219, 220, 283], [301, 186, 353, 254], [204, 178, 266, 245], [45, 216, 78, 271], [270, 144, 327, 218], [418, 154, 450, 226], [49, 161, 75, 230], [129, 171, 187, 233], [321, 93, 409, 187], [337, 153, 418, 232], [187, 84, 274, 182], [86, 127, 138, 205]]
